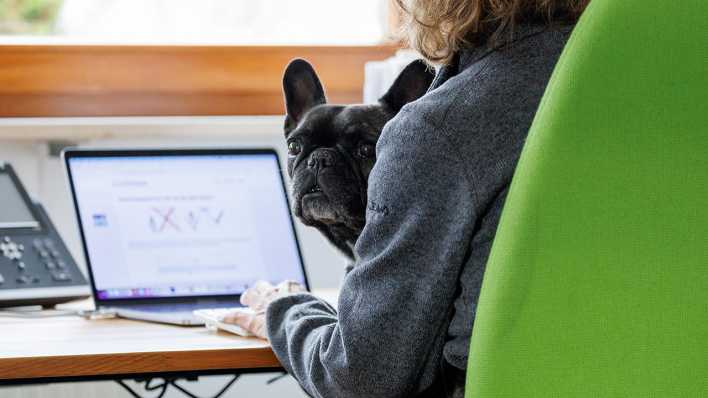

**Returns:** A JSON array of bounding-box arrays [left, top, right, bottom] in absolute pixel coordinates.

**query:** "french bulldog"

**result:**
[[282, 58, 435, 259]]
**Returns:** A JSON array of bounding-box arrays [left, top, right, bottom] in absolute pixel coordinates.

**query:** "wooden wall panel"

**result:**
[[0, 45, 397, 117]]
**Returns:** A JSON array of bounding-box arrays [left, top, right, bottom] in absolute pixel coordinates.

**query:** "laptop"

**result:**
[[62, 148, 309, 325]]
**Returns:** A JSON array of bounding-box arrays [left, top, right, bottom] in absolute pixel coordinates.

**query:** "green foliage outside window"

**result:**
[[0, 0, 63, 34]]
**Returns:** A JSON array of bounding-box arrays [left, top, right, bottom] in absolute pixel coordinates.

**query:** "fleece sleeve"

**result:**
[[265, 111, 477, 398]]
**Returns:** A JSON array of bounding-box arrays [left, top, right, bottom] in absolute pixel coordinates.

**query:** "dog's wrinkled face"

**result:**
[[282, 59, 435, 259], [286, 104, 389, 258]]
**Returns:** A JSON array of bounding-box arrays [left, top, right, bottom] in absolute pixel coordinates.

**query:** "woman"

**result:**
[[227, 0, 589, 396]]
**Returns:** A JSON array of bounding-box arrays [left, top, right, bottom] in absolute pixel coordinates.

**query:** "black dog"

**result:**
[[282, 58, 435, 259]]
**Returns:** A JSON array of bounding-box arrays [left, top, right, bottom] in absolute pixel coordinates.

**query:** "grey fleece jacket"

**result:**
[[266, 24, 573, 398]]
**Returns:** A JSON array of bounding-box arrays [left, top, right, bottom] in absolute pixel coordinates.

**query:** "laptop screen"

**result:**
[[65, 150, 307, 301]]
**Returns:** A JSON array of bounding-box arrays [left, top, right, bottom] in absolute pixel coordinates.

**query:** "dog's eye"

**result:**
[[288, 140, 302, 156], [357, 143, 375, 159]]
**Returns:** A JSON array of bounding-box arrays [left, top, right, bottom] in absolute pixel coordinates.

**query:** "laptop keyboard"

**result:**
[[121, 301, 241, 313]]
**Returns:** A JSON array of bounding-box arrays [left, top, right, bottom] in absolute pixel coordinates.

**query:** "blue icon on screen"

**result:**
[[92, 214, 108, 227]]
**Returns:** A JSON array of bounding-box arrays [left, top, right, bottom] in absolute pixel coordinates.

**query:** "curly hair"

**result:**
[[395, 0, 589, 64]]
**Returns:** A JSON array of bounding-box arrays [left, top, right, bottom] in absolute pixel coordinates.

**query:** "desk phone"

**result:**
[[0, 163, 89, 307]]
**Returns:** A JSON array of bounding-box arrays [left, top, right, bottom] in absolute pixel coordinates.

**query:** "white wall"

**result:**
[[0, 116, 348, 398]]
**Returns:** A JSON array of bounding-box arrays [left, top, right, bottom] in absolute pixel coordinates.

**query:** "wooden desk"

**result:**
[[0, 289, 337, 384]]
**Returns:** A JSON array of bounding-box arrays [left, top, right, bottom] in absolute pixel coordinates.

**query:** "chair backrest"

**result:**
[[465, 0, 708, 396]]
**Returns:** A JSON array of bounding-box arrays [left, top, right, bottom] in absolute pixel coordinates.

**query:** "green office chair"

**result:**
[[465, 0, 708, 396]]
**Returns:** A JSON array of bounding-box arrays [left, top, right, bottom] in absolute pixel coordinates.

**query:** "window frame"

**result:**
[[0, 44, 398, 117]]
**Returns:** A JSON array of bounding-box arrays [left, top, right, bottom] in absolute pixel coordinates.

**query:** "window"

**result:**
[[1, 0, 389, 45], [0, 0, 399, 117]]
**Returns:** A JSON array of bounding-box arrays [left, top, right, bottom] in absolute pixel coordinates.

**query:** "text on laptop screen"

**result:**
[[67, 153, 305, 299]]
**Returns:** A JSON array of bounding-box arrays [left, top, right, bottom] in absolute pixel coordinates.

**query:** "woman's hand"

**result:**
[[222, 280, 306, 339]]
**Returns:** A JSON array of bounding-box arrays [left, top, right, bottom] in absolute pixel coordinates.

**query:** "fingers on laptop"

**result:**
[[240, 280, 306, 311], [224, 311, 267, 339], [240, 281, 274, 310], [276, 280, 306, 294]]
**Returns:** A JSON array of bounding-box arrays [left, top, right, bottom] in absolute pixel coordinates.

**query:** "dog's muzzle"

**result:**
[[307, 148, 339, 172]]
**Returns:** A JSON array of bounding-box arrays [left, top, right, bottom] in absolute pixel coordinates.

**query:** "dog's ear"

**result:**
[[379, 59, 435, 113], [283, 59, 326, 134]]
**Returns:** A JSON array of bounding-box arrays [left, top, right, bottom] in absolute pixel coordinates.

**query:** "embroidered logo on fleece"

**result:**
[[367, 201, 390, 216]]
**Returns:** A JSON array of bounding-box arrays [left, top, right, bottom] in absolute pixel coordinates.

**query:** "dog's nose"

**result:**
[[307, 148, 338, 170]]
